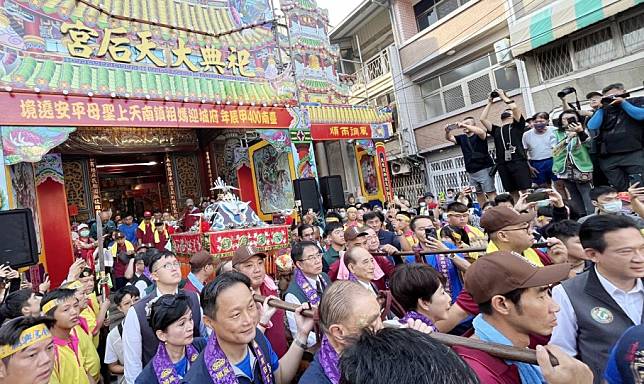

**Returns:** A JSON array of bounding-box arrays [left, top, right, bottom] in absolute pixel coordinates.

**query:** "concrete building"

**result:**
[[330, 1, 427, 202], [387, 0, 643, 196], [508, 0, 643, 114]]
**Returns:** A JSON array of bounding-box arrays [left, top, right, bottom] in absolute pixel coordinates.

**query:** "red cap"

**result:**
[[143, 211, 152, 218]]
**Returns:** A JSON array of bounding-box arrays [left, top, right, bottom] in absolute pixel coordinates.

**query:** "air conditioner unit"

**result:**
[[391, 161, 411, 175], [494, 38, 513, 64]]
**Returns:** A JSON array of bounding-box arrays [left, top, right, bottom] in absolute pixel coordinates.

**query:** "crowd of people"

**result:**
[[0, 82, 641, 384]]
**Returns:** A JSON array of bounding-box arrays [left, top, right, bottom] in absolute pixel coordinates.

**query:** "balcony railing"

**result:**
[[351, 50, 391, 86]]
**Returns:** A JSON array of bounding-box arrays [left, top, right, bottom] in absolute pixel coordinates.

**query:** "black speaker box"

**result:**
[[293, 178, 322, 212], [0, 209, 39, 268], [319, 175, 345, 209]]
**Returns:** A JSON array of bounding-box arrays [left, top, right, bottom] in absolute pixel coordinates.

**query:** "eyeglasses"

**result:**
[[154, 261, 180, 272], [501, 225, 530, 233], [298, 253, 322, 262]]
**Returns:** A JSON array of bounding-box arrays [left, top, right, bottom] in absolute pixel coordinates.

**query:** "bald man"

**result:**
[[299, 281, 432, 383]]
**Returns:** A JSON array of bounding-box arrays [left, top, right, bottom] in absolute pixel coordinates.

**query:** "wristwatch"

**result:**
[[293, 337, 307, 350]]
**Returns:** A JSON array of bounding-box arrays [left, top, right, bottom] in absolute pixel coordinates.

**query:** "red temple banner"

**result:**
[[0, 93, 294, 129], [171, 233, 203, 254], [310, 124, 372, 140], [209, 226, 290, 257]]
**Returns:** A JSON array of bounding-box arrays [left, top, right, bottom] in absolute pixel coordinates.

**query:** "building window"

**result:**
[[535, 12, 643, 81], [620, 12, 644, 53], [414, 0, 471, 33], [420, 53, 520, 119], [535, 44, 573, 81], [572, 27, 613, 69]]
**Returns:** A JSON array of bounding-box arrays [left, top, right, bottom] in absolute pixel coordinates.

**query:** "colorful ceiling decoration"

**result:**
[[280, 0, 350, 104], [0, 0, 296, 103]]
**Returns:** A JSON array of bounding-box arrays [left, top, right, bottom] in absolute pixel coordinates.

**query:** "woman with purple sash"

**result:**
[[184, 272, 315, 384], [135, 293, 206, 384], [389, 263, 453, 332]]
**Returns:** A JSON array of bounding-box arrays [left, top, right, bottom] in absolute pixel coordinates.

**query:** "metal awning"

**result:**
[[509, 0, 640, 56]]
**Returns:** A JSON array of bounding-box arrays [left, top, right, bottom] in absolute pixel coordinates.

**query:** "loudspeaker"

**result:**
[[293, 178, 322, 212], [0, 209, 39, 269], [319, 176, 345, 209]]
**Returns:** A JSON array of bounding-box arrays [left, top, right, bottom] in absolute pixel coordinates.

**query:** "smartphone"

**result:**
[[447, 123, 458, 131], [526, 191, 549, 203], [566, 117, 577, 125], [629, 173, 642, 186], [425, 227, 437, 240]]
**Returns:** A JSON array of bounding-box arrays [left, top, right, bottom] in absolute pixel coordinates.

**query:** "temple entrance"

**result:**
[[95, 154, 170, 218]]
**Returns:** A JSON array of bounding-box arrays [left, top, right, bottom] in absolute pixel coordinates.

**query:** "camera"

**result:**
[[490, 91, 499, 99], [601, 92, 630, 105], [447, 123, 459, 131], [557, 87, 576, 98]]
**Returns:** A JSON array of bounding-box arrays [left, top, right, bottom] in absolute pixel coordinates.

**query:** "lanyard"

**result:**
[[500, 124, 513, 149]]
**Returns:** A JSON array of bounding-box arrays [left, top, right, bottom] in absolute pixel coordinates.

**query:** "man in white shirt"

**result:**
[[522, 112, 557, 187], [121, 251, 205, 383], [104, 286, 139, 384], [551, 214, 644, 383], [284, 241, 331, 347]]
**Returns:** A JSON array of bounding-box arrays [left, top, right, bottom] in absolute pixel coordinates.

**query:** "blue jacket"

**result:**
[[299, 352, 332, 384]]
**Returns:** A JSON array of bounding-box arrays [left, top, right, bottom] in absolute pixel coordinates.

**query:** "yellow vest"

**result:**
[[486, 241, 544, 267]]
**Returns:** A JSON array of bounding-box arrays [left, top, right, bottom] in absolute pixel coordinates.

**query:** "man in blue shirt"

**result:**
[[118, 214, 138, 244], [184, 271, 315, 383], [409, 215, 471, 302]]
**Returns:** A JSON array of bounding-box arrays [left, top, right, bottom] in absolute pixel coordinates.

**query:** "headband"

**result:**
[[326, 217, 339, 223], [41, 299, 58, 315], [62, 280, 83, 290], [395, 214, 410, 222], [0, 324, 51, 359]]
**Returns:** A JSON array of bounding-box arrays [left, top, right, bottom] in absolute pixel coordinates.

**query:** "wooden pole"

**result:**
[[252, 294, 557, 366], [370, 242, 549, 257]]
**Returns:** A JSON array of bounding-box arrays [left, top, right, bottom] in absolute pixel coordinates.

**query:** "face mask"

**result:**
[[602, 200, 622, 213], [80, 230, 90, 237], [534, 122, 547, 130]]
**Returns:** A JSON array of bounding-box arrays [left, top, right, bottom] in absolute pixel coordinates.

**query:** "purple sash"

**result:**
[[152, 343, 199, 383], [294, 268, 320, 305], [318, 336, 341, 384], [347, 272, 358, 282], [203, 331, 273, 384], [436, 254, 452, 297], [399, 311, 438, 332]]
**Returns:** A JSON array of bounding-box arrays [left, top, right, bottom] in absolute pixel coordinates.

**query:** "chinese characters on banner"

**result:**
[[61, 21, 256, 77], [1, 93, 294, 128], [375, 142, 394, 201], [310, 124, 372, 140]]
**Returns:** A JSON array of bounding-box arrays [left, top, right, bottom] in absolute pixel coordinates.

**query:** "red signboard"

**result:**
[[376, 142, 394, 201], [0, 92, 294, 129], [310, 124, 372, 140], [209, 226, 290, 257]]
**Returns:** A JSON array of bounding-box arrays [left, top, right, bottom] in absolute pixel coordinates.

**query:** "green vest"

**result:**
[[552, 130, 593, 175]]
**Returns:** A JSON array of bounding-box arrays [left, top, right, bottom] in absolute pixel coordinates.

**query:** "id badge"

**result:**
[[504, 149, 513, 161]]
